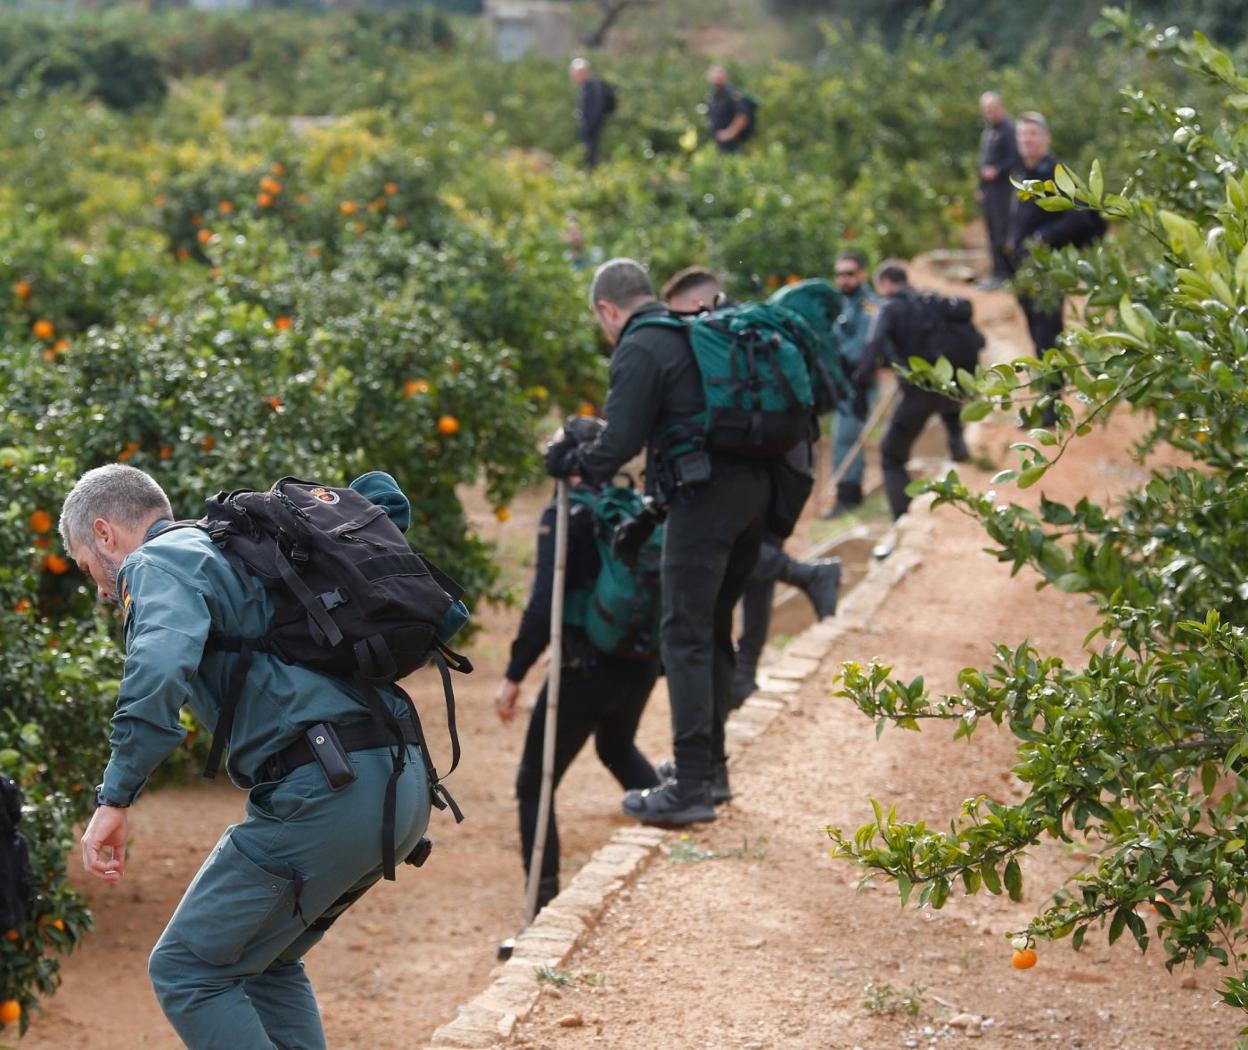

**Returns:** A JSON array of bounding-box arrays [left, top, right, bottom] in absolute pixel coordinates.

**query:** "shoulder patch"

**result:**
[[120, 577, 134, 617], [864, 300, 879, 316]]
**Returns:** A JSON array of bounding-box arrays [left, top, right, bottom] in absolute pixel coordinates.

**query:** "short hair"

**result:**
[[979, 91, 1002, 106], [873, 259, 909, 286], [835, 250, 867, 271], [661, 266, 721, 304], [589, 257, 654, 310], [569, 57, 588, 73], [60, 464, 173, 553], [1017, 111, 1049, 133]]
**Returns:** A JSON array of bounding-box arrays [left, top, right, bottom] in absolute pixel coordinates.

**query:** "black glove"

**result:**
[[562, 414, 605, 446], [610, 500, 665, 568], [544, 435, 581, 479], [850, 384, 869, 421]]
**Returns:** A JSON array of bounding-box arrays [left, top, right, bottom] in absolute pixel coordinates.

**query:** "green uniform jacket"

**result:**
[[99, 503, 413, 807]]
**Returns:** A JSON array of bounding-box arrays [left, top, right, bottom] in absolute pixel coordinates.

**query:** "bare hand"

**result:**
[[980, 165, 998, 181], [81, 805, 128, 883], [494, 679, 521, 724]]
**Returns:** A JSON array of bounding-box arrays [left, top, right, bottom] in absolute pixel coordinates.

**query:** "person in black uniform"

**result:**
[[495, 437, 661, 911], [854, 261, 970, 520], [977, 92, 1022, 288], [707, 65, 755, 154], [661, 266, 841, 705], [570, 58, 612, 169], [1008, 112, 1107, 424], [545, 258, 771, 826]]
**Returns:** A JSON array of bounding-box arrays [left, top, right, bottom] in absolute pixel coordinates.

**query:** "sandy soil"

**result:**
[[20, 272, 1232, 1050]]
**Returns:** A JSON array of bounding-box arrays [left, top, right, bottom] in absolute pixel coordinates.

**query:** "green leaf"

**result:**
[[898, 872, 913, 907], [1054, 572, 1089, 593], [1088, 159, 1104, 205], [1053, 163, 1079, 197], [1018, 465, 1048, 489], [1004, 858, 1023, 902], [1202, 760, 1218, 797], [980, 861, 1002, 895], [961, 400, 992, 423]]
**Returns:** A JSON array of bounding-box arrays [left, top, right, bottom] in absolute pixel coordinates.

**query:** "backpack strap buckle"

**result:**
[[318, 588, 349, 612]]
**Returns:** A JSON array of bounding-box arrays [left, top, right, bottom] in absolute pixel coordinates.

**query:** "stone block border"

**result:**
[[426, 498, 941, 1049]]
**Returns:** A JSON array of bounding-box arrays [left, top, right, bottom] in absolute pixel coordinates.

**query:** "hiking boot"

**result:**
[[656, 761, 733, 805], [782, 557, 842, 619], [822, 482, 862, 520], [622, 780, 716, 826], [947, 433, 970, 463]]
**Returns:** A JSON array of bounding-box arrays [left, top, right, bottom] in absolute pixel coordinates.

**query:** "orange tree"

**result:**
[[826, 13, 1248, 1013]]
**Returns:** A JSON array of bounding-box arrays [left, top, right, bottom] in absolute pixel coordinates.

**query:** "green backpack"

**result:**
[[565, 485, 664, 658], [767, 278, 852, 415], [632, 302, 818, 463]]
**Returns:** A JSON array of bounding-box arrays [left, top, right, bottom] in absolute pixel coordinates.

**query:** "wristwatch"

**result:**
[[93, 785, 129, 809]]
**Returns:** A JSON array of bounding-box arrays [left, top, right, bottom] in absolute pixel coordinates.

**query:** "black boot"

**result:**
[[622, 779, 716, 826], [656, 760, 733, 805], [823, 481, 862, 519], [947, 432, 970, 463], [781, 557, 842, 619], [732, 661, 758, 707]]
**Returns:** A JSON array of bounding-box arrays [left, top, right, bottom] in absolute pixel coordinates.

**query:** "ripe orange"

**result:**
[[274, 316, 293, 331], [260, 176, 281, 195], [257, 192, 273, 208], [403, 379, 430, 397], [190, 214, 203, 228], [197, 228, 213, 246], [202, 435, 215, 452], [44, 554, 70, 576], [159, 446, 172, 461], [576, 402, 596, 417], [3, 928, 18, 941], [1011, 948, 1037, 970], [0, 999, 20, 1025], [384, 181, 399, 195], [29, 509, 52, 534], [50, 919, 64, 931], [267, 396, 282, 410], [13, 599, 32, 615], [32, 319, 54, 341], [436, 415, 460, 436], [271, 162, 286, 176], [218, 200, 234, 215], [786, 274, 800, 285], [53, 339, 69, 353], [175, 248, 190, 262], [14, 280, 31, 300], [495, 507, 511, 523], [339, 201, 358, 216]]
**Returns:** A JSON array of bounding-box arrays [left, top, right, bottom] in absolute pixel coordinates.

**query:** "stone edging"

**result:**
[[426, 498, 940, 1050]]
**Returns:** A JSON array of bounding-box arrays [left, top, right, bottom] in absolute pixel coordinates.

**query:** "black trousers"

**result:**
[[581, 125, 603, 168], [1018, 294, 1065, 423], [662, 461, 771, 783], [982, 180, 1015, 281], [516, 656, 660, 885], [881, 387, 964, 519], [736, 536, 788, 687]]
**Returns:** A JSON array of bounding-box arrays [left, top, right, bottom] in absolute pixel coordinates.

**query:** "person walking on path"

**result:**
[[545, 258, 771, 825], [661, 265, 841, 705], [977, 92, 1022, 288], [570, 57, 614, 169], [67, 464, 432, 1050], [495, 457, 661, 912]]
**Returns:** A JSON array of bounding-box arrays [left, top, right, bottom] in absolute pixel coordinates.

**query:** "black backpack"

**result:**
[[166, 477, 472, 877], [601, 79, 617, 116], [0, 775, 34, 932], [912, 292, 985, 371]]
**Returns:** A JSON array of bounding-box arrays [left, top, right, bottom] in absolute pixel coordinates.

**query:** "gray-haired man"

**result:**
[[545, 258, 771, 825]]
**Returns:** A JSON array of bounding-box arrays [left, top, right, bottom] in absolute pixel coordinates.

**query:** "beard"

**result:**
[[93, 543, 123, 603]]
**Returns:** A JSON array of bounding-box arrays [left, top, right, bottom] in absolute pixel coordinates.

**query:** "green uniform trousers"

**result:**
[[149, 745, 431, 1050]]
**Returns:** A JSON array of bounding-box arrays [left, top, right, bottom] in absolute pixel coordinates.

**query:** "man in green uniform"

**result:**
[[65, 464, 431, 1050], [826, 250, 879, 516]]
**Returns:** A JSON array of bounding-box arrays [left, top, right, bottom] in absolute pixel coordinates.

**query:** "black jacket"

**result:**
[[1009, 154, 1108, 259], [505, 486, 602, 683], [574, 301, 705, 496], [854, 287, 928, 389], [979, 117, 1021, 186], [577, 76, 610, 138]]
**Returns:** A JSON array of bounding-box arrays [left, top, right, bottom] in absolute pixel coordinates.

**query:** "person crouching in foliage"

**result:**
[[495, 423, 661, 912]]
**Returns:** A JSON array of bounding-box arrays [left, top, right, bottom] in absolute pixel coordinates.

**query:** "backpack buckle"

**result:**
[[319, 588, 349, 612], [289, 544, 310, 568]]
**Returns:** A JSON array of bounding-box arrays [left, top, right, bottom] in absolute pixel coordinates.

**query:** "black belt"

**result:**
[[261, 720, 420, 783]]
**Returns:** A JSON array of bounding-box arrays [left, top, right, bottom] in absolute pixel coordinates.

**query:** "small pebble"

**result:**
[[557, 1012, 584, 1028]]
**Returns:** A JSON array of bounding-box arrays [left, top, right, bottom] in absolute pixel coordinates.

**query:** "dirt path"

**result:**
[[503, 410, 1242, 1050]]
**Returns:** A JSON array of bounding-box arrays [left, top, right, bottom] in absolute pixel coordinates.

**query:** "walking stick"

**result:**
[[523, 479, 569, 927], [822, 385, 900, 513]]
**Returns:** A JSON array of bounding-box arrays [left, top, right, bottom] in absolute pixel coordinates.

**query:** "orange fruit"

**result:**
[[44, 554, 70, 576], [202, 435, 215, 452], [34, 537, 51, 550], [257, 192, 273, 208], [576, 402, 596, 417], [175, 248, 190, 262], [53, 339, 69, 353], [50, 919, 64, 931], [403, 379, 430, 397], [339, 201, 358, 216], [13, 599, 32, 615], [384, 181, 399, 195], [14, 280, 31, 300], [267, 396, 282, 410], [153, 193, 167, 208], [436, 415, 460, 436], [271, 162, 286, 176], [32, 319, 54, 341], [197, 228, 213, 246], [495, 507, 511, 523], [1011, 948, 1037, 970], [29, 509, 52, 534], [786, 274, 800, 285], [0, 999, 20, 1025], [766, 275, 781, 290], [218, 200, 234, 215], [190, 214, 203, 228], [159, 446, 172, 461], [3, 928, 18, 941], [274, 316, 293, 331]]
